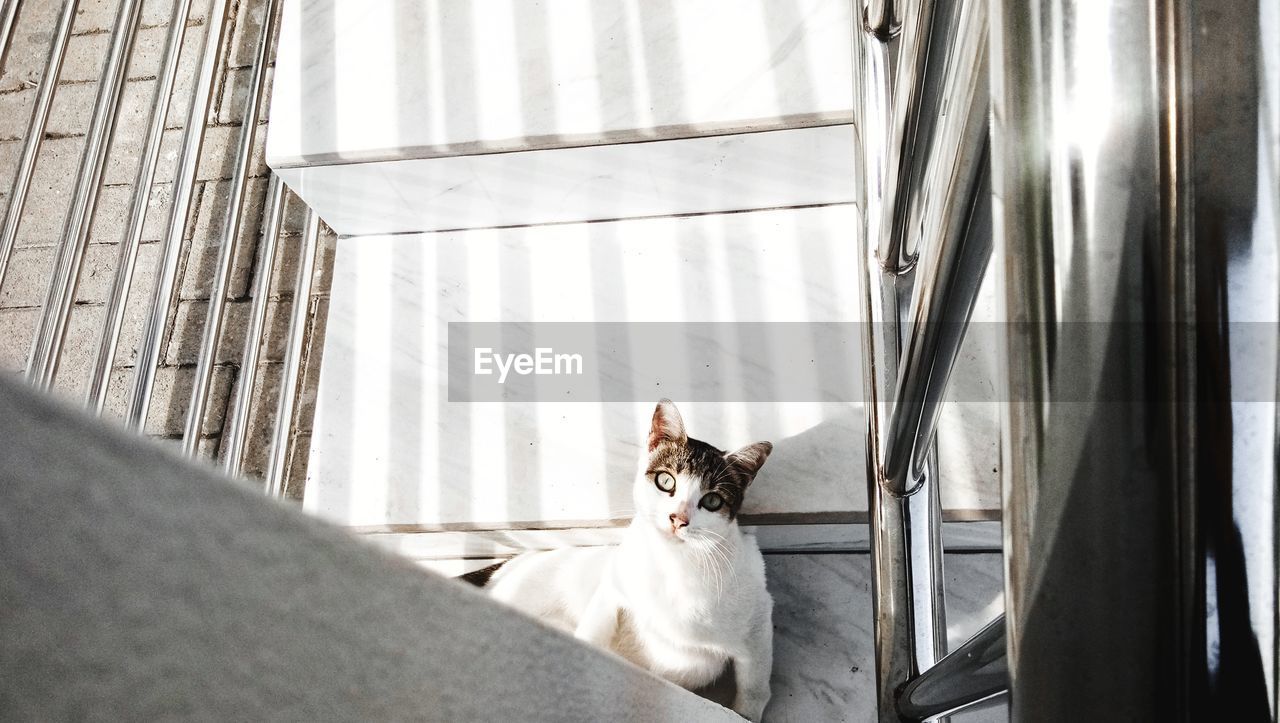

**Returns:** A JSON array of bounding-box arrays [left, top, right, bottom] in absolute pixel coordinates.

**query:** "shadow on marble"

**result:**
[[269, 0, 854, 164]]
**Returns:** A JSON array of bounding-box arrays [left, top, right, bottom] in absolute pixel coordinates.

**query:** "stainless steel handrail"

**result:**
[[0, 0, 21, 69], [897, 614, 1008, 720], [222, 174, 286, 477], [858, 0, 1007, 719], [126, 0, 234, 430], [883, 164, 990, 488], [853, 3, 949, 718], [266, 209, 320, 496], [993, 0, 1279, 717], [87, 0, 197, 413], [881, 0, 990, 490], [873, 0, 936, 273], [26, 0, 143, 389], [862, 0, 899, 39], [881, 0, 990, 492], [0, 0, 76, 301], [182, 0, 281, 456]]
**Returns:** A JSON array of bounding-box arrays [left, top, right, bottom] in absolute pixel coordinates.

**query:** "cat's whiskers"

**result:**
[[696, 527, 737, 557], [701, 541, 725, 599], [706, 541, 736, 584], [686, 530, 739, 598], [704, 535, 739, 586]]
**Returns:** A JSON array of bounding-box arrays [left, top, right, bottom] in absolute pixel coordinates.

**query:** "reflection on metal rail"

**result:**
[[862, 0, 899, 40], [882, 0, 990, 491], [874, 0, 935, 274]]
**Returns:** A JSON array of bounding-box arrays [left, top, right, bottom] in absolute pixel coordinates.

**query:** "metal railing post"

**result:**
[[897, 614, 1008, 720], [222, 174, 286, 477], [872, 0, 936, 273], [854, 1, 948, 718], [0, 0, 21, 69], [182, 0, 281, 456], [992, 0, 1278, 717], [87, 0, 198, 413], [26, 0, 143, 389], [0, 0, 76, 302], [265, 208, 320, 496], [881, 0, 990, 489], [857, 0, 1007, 717], [126, 0, 234, 430]]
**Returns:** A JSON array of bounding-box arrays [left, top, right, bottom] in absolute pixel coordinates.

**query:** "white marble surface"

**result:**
[[276, 124, 856, 236], [937, 258, 1003, 511], [761, 552, 1005, 721], [304, 206, 1002, 529], [267, 0, 854, 165]]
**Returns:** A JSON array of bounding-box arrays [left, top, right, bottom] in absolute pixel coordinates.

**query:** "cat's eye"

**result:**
[[699, 492, 724, 511], [654, 471, 676, 493]]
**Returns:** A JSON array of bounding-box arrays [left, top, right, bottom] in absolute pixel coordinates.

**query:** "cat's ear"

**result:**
[[726, 442, 773, 484], [648, 399, 688, 451]]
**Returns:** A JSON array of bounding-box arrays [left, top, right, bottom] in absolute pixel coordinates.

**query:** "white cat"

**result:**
[[464, 400, 775, 721]]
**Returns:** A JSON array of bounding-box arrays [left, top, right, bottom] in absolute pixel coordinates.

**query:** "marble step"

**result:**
[[367, 521, 1003, 569], [274, 125, 855, 235], [267, 0, 857, 235], [302, 204, 1002, 532], [416, 549, 1008, 722]]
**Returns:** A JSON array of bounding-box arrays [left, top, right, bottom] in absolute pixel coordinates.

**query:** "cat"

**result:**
[[461, 400, 775, 721]]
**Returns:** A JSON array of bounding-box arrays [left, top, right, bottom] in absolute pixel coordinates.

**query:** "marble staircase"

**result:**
[[267, 1, 1005, 719]]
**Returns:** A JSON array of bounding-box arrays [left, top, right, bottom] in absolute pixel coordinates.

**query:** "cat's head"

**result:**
[[634, 399, 772, 543]]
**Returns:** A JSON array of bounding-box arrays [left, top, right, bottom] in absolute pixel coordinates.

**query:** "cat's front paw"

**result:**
[[731, 693, 769, 722]]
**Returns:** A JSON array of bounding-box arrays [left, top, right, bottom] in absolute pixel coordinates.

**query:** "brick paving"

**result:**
[[0, 0, 334, 496]]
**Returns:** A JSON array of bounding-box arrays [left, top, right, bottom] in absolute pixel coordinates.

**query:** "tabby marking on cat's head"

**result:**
[[636, 399, 772, 541]]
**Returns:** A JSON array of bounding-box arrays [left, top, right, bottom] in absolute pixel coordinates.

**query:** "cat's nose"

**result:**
[[669, 512, 689, 529]]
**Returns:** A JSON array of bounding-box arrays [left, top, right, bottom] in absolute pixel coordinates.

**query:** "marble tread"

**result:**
[[268, 0, 854, 165], [275, 124, 856, 236], [303, 206, 1002, 529], [366, 521, 1003, 564]]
